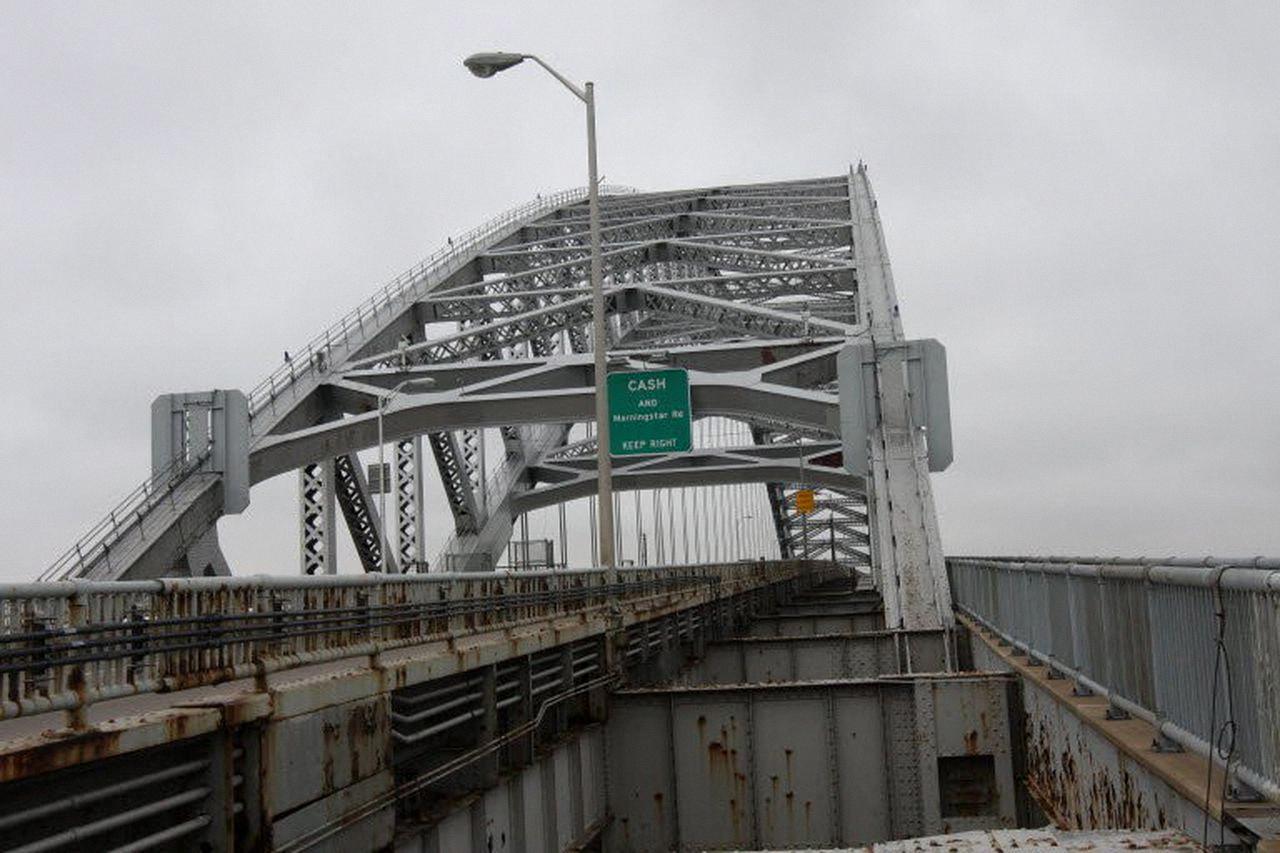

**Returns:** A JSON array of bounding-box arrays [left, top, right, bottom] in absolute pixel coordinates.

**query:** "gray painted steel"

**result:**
[[743, 611, 886, 637], [35, 170, 952, 635], [847, 171, 953, 632], [606, 675, 1018, 851], [950, 556, 1280, 803], [676, 631, 950, 685], [838, 339, 952, 476], [966, 633, 1247, 847], [0, 560, 823, 723], [396, 727, 606, 853]]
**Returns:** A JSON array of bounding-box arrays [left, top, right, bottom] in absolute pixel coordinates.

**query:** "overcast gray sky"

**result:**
[[3, 2, 1278, 581]]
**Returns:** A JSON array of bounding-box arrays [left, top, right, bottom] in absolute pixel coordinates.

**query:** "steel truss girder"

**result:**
[[332, 452, 398, 573], [251, 342, 852, 484], [299, 460, 336, 575], [544, 195, 849, 231], [354, 283, 861, 370], [514, 441, 863, 515], [486, 222, 851, 267], [394, 437, 425, 571], [55, 170, 947, 602], [426, 265, 855, 324], [498, 213, 679, 253], [426, 429, 483, 534]]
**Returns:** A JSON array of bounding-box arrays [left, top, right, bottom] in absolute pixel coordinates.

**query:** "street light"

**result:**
[[377, 377, 436, 572], [464, 51, 616, 573]]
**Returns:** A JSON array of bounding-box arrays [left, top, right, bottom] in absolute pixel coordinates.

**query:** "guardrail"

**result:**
[[1, 559, 827, 726], [948, 556, 1280, 804], [36, 447, 214, 583]]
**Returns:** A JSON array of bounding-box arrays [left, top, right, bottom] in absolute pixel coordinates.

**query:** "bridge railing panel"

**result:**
[[948, 556, 1280, 803], [0, 560, 831, 726], [1223, 585, 1280, 790]]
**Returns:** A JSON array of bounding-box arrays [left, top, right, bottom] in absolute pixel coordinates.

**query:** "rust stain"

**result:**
[[321, 719, 339, 793], [1023, 716, 1157, 833], [163, 713, 193, 742], [705, 718, 750, 844], [0, 728, 124, 783], [964, 729, 980, 755]]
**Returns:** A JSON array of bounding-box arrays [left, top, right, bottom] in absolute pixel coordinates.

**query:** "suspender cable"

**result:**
[[657, 489, 666, 564], [558, 502, 567, 569], [666, 488, 676, 566], [635, 490, 644, 566], [614, 491, 623, 564], [680, 487, 690, 564]]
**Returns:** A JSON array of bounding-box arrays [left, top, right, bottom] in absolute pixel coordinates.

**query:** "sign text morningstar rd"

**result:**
[[606, 368, 693, 456]]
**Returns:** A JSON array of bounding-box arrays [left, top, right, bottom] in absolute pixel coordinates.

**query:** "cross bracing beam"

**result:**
[[355, 285, 862, 370], [495, 213, 680, 253], [665, 239, 852, 273], [514, 442, 862, 515], [424, 267, 855, 323], [500, 217, 852, 257], [517, 204, 849, 244], [332, 451, 398, 573], [249, 360, 845, 484], [426, 430, 483, 534]]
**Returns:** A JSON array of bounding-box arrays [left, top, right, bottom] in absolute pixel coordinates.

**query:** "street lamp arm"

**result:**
[[523, 54, 588, 103]]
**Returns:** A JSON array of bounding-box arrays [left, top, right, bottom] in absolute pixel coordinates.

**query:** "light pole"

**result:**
[[463, 51, 616, 573], [377, 377, 436, 572]]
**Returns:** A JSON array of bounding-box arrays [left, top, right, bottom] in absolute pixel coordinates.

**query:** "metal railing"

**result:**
[[1, 559, 826, 725], [37, 446, 214, 583], [949, 555, 1280, 803], [36, 184, 636, 584]]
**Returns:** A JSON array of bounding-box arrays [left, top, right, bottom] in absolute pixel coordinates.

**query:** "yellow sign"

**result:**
[[795, 489, 815, 515]]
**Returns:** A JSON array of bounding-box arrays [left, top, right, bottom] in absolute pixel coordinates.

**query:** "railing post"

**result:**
[[21, 605, 49, 708], [63, 592, 89, 731], [127, 603, 148, 686], [1145, 567, 1182, 752], [1097, 568, 1130, 720]]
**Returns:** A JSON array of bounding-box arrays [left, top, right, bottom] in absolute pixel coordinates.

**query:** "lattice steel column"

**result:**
[[427, 430, 483, 534], [332, 452, 398, 573], [394, 437, 425, 572], [299, 460, 336, 575]]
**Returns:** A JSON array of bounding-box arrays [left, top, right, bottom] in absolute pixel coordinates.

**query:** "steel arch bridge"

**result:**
[[39, 166, 953, 630]]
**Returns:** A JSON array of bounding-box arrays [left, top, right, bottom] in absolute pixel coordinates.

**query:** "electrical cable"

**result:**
[[1201, 571, 1239, 849]]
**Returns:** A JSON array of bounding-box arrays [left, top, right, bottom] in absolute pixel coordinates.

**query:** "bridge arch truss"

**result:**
[[41, 168, 950, 629]]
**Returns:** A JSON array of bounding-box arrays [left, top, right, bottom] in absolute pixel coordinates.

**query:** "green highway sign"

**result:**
[[607, 368, 693, 456]]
